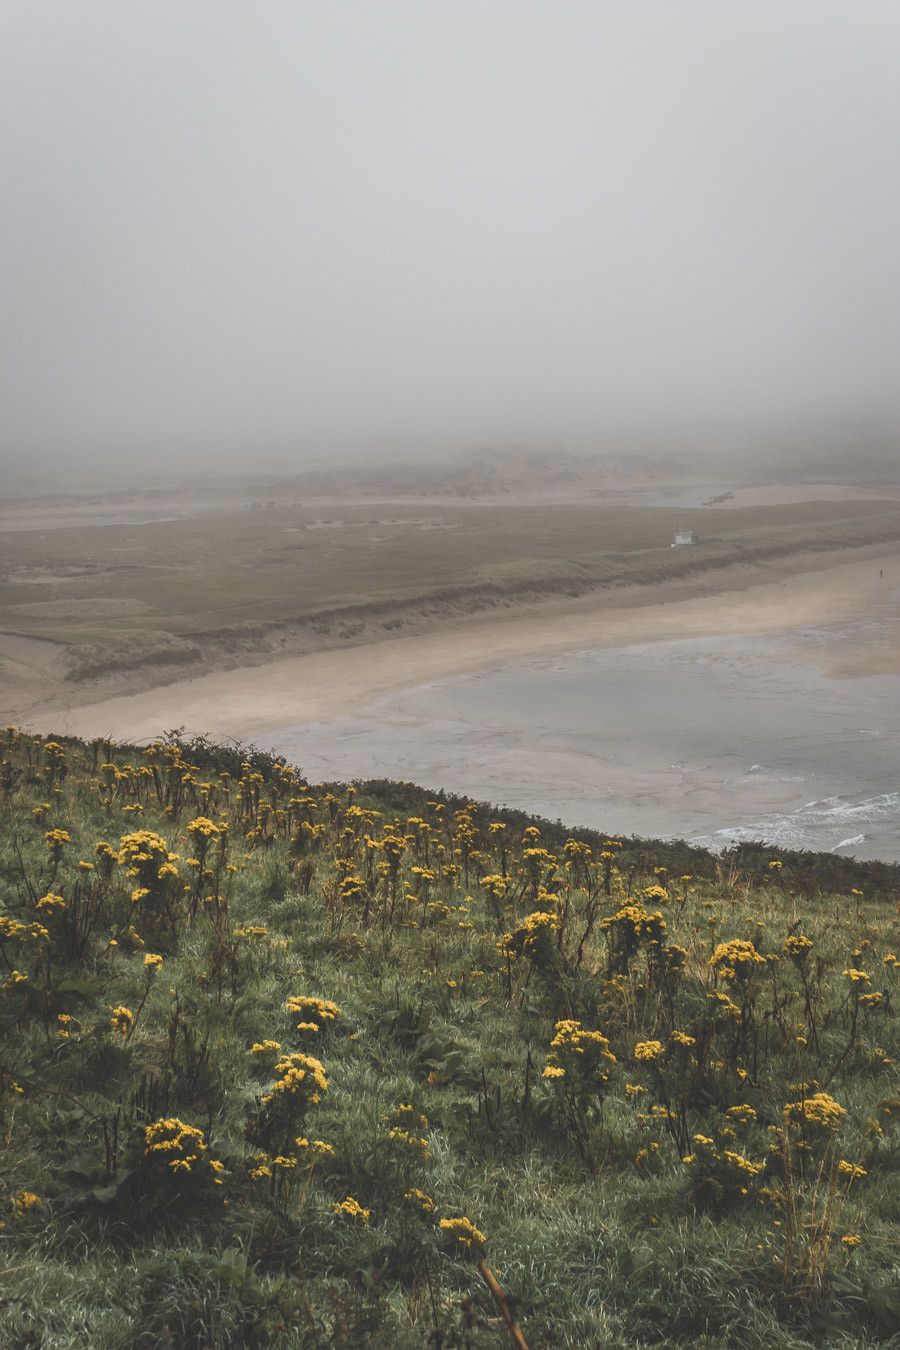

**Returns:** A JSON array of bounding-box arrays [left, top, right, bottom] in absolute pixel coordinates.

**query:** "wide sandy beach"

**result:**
[[21, 541, 900, 745]]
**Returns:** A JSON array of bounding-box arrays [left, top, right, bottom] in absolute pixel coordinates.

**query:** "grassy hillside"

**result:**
[[0, 729, 898, 1347]]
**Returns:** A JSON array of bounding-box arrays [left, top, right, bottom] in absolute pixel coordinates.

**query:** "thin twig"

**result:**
[[477, 1258, 528, 1350]]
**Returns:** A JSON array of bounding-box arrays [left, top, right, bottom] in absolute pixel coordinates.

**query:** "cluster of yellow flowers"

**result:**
[[118, 829, 171, 869], [512, 909, 559, 951], [404, 1187, 435, 1213], [387, 1126, 431, 1157], [642, 883, 669, 903], [0, 917, 49, 944], [12, 1190, 42, 1216], [706, 990, 741, 1020], [286, 994, 341, 1034], [720, 1149, 764, 1180], [602, 902, 667, 946], [295, 1136, 334, 1157], [439, 1215, 486, 1249], [333, 1195, 370, 1225], [634, 1040, 664, 1062], [250, 1152, 297, 1180], [725, 1104, 757, 1125], [186, 816, 222, 840], [35, 892, 66, 914], [385, 1102, 430, 1157], [784, 1091, 846, 1133], [709, 939, 766, 981], [250, 1039, 282, 1057], [144, 1117, 224, 1184], [543, 1018, 617, 1083], [261, 1052, 329, 1106], [550, 1019, 613, 1058], [44, 828, 72, 852], [108, 1005, 133, 1038], [339, 874, 366, 904], [682, 1134, 764, 1197]]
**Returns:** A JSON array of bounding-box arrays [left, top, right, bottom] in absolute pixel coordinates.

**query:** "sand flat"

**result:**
[[31, 543, 900, 744]]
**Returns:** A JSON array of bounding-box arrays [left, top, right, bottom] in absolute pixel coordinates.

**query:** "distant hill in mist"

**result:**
[[280, 447, 686, 499], [3, 439, 897, 505]]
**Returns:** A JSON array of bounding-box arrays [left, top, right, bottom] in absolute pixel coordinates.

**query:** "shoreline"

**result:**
[[18, 539, 900, 746]]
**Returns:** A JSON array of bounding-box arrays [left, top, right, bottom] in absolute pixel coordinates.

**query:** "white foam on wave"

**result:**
[[689, 791, 900, 855], [834, 834, 866, 851], [802, 792, 900, 823]]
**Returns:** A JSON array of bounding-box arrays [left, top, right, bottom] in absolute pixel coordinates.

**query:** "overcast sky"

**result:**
[[2, 2, 899, 468]]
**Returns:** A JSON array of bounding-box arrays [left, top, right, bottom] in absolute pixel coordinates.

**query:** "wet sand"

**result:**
[[29, 544, 900, 744], [281, 633, 900, 860]]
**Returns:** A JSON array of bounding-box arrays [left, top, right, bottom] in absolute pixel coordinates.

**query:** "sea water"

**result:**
[[267, 634, 900, 862]]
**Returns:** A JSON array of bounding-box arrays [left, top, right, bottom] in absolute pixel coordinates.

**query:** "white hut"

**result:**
[[671, 527, 697, 547]]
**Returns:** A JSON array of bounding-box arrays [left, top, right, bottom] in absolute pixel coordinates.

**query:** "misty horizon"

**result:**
[[2, 2, 900, 469]]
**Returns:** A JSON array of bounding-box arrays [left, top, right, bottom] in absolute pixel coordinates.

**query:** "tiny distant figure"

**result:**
[[880, 569, 884, 581]]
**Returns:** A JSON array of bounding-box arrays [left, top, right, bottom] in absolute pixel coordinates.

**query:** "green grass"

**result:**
[[0, 729, 898, 1347], [2, 495, 899, 679]]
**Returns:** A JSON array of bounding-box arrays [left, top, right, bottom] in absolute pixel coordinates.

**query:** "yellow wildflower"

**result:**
[[634, 1040, 664, 1062], [35, 893, 66, 913], [404, 1187, 435, 1213], [333, 1195, 370, 1224], [784, 1091, 846, 1133], [109, 1006, 133, 1038], [439, 1215, 486, 1248], [12, 1191, 42, 1216]]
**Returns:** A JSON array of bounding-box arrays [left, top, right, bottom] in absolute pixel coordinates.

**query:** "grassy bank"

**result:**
[[1, 730, 898, 1347], [3, 495, 899, 683]]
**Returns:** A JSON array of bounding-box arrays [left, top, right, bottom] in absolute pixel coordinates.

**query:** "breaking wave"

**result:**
[[689, 792, 900, 855]]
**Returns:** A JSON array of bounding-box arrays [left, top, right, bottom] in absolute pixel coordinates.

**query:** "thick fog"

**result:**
[[2, 2, 900, 471]]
